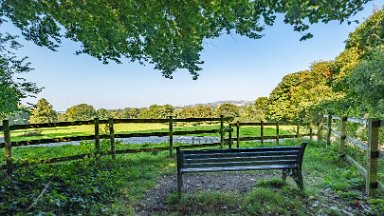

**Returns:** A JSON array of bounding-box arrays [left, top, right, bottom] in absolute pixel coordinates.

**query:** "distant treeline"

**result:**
[[8, 100, 265, 125]]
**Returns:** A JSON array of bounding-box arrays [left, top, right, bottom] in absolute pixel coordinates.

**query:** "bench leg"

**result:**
[[177, 172, 183, 197], [292, 169, 304, 190], [282, 169, 288, 181]]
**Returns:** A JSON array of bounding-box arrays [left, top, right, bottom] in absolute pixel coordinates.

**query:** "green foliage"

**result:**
[[216, 103, 239, 118], [0, 151, 174, 215], [167, 178, 308, 215], [327, 10, 384, 117], [268, 61, 340, 121], [242, 184, 307, 215], [368, 198, 384, 215], [0, 0, 370, 78], [167, 191, 239, 215], [345, 48, 384, 117], [0, 33, 41, 119], [176, 104, 213, 119], [345, 9, 384, 51], [29, 98, 58, 123], [65, 103, 97, 121], [96, 108, 111, 120], [139, 104, 174, 119], [238, 97, 269, 122], [2, 139, 384, 215]]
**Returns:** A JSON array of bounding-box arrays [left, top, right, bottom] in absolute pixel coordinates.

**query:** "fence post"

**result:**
[[366, 118, 380, 196], [309, 123, 313, 141], [236, 121, 240, 148], [296, 122, 300, 139], [94, 118, 100, 156], [276, 121, 280, 145], [339, 117, 347, 157], [3, 120, 12, 175], [317, 113, 324, 141], [228, 124, 232, 149], [109, 118, 115, 160], [260, 121, 264, 145], [169, 116, 174, 156], [220, 115, 224, 148], [326, 114, 332, 146]]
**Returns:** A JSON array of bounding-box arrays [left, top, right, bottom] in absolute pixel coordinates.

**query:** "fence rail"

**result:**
[[322, 114, 383, 196], [0, 117, 234, 131], [0, 142, 221, 170], [226, 119, 312, 149], [1, 116, 233, 174]]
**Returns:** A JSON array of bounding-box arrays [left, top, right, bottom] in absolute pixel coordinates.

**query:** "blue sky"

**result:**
[[5, 1, 383, 111]]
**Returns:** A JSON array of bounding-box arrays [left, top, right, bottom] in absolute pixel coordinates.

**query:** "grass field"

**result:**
[[1, 122, 303, 142], [1, 140, 383, 215]]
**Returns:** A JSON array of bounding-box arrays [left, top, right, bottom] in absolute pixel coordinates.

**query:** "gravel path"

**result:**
[[135, 172, 275, 216], [135, 172, 375, 216]]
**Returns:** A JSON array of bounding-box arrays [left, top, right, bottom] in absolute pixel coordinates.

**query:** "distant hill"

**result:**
[[184, 100, 253, 108]]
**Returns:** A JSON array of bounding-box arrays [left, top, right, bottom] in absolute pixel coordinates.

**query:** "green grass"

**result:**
[[2, 139, 382, 215], [0, 151, 175, 215], [2, 123, 299, 142], [0, 140, 192, 165], [166, 179, 309, 215]]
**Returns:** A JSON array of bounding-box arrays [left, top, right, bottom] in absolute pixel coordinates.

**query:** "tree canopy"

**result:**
[[0, 33, 41, 119], [29, 98, 58, 123], [0, 0, 371, 79], [65, 104, 97, 121], [262, 9, 384, 120]]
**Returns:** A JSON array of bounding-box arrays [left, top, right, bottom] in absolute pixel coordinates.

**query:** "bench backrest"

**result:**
[[177, 143, 307, 171]]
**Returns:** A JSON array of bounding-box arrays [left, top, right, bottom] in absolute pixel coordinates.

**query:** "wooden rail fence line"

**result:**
[[321, 114, 383, 196], [1, 116, 232, 174], [1, 117, 308, 174], [226, 120, 312, 149]]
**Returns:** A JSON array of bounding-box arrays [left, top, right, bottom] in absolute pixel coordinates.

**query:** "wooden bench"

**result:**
[[176, 143, 307, 195]]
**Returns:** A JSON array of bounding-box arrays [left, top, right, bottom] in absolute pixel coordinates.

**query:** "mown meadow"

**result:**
[[5, 123, 299, 142]]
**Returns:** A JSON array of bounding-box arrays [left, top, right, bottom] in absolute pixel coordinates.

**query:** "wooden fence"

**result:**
[[0, 116, 233, 175], [226, 120, 313, 148], [321, 114, 383, 196]]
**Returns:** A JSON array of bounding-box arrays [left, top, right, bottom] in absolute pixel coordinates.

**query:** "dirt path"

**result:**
[[135, 172, 375, 216], [135, 172, 276, 216]]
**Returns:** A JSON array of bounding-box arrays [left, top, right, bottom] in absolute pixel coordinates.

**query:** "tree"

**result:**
[[96, 108, 111, 120], [268, 61, 340, 120], [176, 104, 213, 119], [0, 33, 41, 119], [29, 98, 58, 123], [140, 104, 174, 119], [120, 108, 141, 119], [327, 9, 384, 117], [65, 104, 97, 121], [0, 0, 370, 79], [216, 103, 239, 118], [239, 97, 269, 122], [194, 104, 213, 118], [346, 48, 384, 117]]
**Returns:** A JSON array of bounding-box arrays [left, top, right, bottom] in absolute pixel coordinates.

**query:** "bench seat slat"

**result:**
[[183, 146, 301, 154], [184, 155, 298, 164], [183, 159, 297, 169], [184, 150, 300, 159], [181, 164, 296, 173], [176, 143, 308, 195]]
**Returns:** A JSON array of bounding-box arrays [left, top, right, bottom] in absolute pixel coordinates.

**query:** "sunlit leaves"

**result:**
[[0, 0, 371, 78], [0, 33, 41, 119]]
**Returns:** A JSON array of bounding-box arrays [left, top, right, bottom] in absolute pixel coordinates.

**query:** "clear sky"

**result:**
[[4, 1, 383, 111]]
